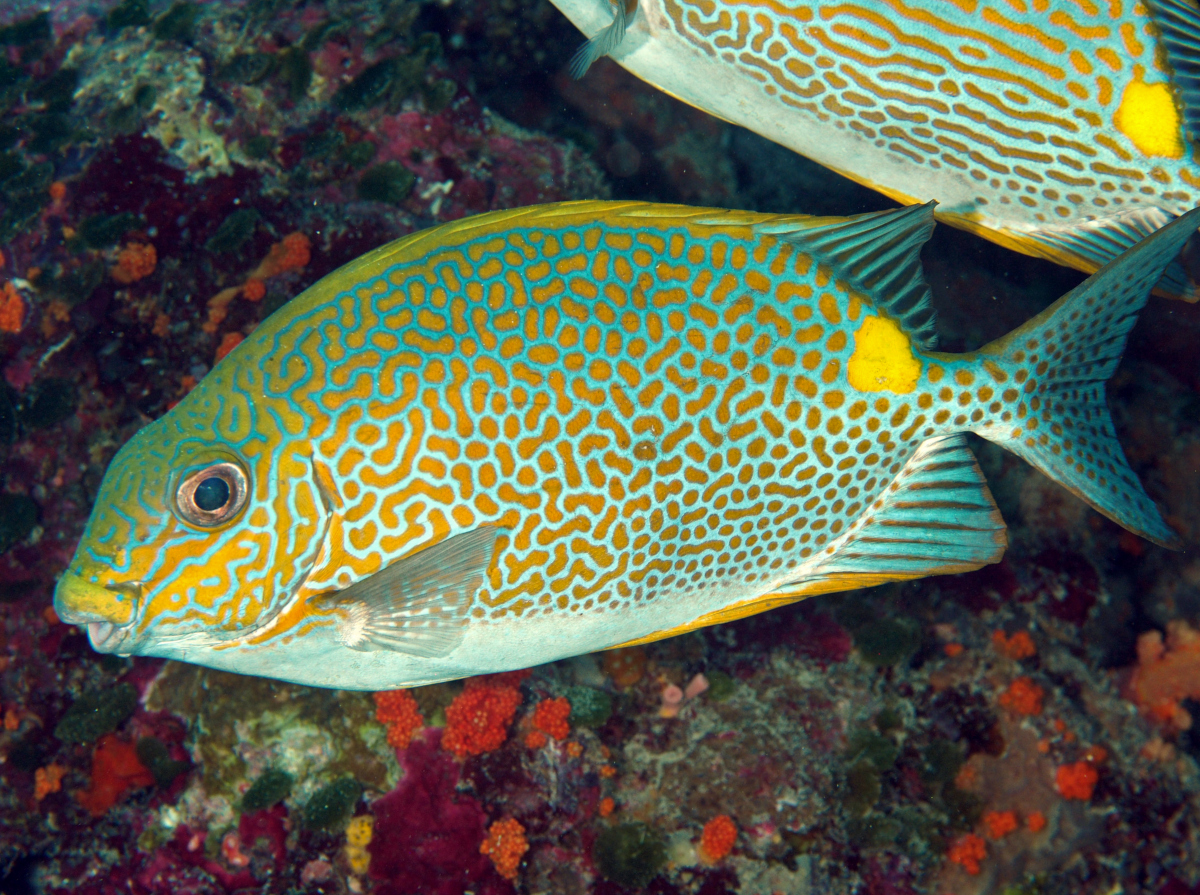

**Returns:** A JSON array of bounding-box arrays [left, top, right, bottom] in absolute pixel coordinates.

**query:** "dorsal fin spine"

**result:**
[[753, 202, 940, 348]]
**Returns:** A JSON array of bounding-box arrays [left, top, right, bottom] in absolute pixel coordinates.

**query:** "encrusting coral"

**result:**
[[1125, 621, 1200, 730], [480, 817, 528, 881]]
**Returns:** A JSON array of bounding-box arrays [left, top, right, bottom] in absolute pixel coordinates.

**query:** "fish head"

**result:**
[[54, 376, 329, 659]]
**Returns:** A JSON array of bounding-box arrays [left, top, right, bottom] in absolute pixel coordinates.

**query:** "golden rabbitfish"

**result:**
[[54, 201, 1194, 690], [556, 0, 1200, 300]]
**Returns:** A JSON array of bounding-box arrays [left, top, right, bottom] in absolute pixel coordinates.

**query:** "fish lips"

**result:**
[[54, 571, 141, 655]]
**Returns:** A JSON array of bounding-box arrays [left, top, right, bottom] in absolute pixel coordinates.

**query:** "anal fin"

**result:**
[[1025, 207, 1198, 303], [772, 434, 1007, 598], [319, 526, 502, 659], [613, 435, 1008, 650]]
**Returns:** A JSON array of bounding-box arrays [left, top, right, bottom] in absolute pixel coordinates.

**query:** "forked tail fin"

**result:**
[[973, 207, 1200, 548]]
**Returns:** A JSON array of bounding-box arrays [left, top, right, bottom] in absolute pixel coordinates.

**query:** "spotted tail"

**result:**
[[972, 208, 1200, 548]]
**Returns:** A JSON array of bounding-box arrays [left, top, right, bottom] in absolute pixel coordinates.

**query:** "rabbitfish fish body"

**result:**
[[54, 201, 1195, 689], [556, 0, 1200, 300]]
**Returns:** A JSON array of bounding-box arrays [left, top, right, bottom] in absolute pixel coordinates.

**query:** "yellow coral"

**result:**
[[344, 815, 373, 874], [345, 845, 370, 875], [346, 815, 373, 847]]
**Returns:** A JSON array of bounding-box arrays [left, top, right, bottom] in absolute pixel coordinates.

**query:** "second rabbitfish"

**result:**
[[558, 0, 1200, 300]]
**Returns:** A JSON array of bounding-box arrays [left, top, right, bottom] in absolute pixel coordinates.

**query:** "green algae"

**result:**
[[334, 42, 435, 114], [153, 2, 199, 43], [303, 128, 344, 160], [422, 77, 457, 112], [0, 386, 15, 444], [80, 212, 144, 249], [0, 152, 22, 185], [853, 617, 922, 667], [842, 760, 881, 817], [334, 59, 398, 111], [358, 161, 414, 205], [920, 739, 964, 787], [0, 13, 50, 48], [55, 682, 138, 744], [29, 113, 72, 153], [107, 85, 157, 133], [593, 822, 667, 889], [20, 378, 77, 429], [217, 53, 275, 85], [0, 494, 37, 554], [564, 686, 612, 728], [937, 785, 983, 832], [136, 737, 190, 786], [875, 707, 903, 733], [341, 140, 377, 170], [205, 208, 259, 255], [0, 160, 52, 243], [706, 670, 736, 702], [107, 0, 151, 31], [8, 734, 46, 772], [0, 194, 47, 243], [2, 160, 50, 195], [259, 287, 291, 319], [1000, 878, 1047, 895], [242, 768, 293, 812], [847, 813, 901, 848], [277, 46, 312, 102], [31, 68, 78, 113], [845, 728, 898, 772], [47, 258, 106, 306], [243, 134, 275, 161], [303, 777, 362, 830], [300, 18, 338, 52]]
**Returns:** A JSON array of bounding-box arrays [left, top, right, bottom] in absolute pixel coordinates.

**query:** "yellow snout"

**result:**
[[54, 572, 136, 626]]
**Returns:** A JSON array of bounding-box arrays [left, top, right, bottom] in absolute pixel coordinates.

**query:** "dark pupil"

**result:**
[[193, 477, 231, 512]]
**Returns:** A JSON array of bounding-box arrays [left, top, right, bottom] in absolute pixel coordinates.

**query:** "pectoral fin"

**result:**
[[569, 0, 636, 79], [320, 526, 502, 658]]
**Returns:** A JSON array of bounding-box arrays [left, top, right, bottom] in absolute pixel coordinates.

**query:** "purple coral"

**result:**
[[369, 729, 513, 895]]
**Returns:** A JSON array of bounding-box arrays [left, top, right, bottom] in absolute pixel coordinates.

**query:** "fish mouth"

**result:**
[[86, 621, 131, 654], [54, 572, 140, 654]]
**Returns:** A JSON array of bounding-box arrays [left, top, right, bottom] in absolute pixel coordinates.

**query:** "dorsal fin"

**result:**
[[755, 203, 939, 348], [1144, 0, 1200, 145]]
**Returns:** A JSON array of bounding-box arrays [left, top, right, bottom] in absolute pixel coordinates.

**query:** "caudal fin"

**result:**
[[974, 206, 1200, 548]]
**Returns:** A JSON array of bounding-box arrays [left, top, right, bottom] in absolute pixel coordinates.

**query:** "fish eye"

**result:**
[[173, 461, 248, 528]]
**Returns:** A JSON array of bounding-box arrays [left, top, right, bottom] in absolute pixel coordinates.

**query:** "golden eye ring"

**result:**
[[173, 461, 249, 528]]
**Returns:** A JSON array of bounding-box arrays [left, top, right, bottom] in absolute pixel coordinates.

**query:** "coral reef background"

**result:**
[[2, 1, 1200, 893]]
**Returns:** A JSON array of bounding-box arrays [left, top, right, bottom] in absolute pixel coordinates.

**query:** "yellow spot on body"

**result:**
[[1114, 77, 1183, 159], [847, 315, 921, 394]]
